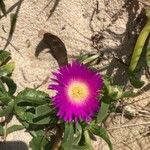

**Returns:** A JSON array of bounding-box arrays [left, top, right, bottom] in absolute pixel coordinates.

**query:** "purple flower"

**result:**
[[48, 61, 103, 122]]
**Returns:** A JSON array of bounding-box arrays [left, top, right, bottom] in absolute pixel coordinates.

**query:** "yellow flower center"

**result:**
[[68, 82, 89, 102]]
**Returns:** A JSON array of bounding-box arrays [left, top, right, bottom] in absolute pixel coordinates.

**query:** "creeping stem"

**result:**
[[129, 9, 150, 72]]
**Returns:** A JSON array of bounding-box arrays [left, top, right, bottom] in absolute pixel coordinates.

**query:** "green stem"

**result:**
[[20, 121, 36, 137], [129, 9, 150, 72], [3, 122, 7, 141], [83, 54, 100, 65], [84, 130, 94, 150]]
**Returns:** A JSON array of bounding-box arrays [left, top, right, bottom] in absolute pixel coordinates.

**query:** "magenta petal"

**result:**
[[48, 61, 103, 122]]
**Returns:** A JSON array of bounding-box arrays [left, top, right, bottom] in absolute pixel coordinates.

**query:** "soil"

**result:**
[[0, 0, 150, 149]]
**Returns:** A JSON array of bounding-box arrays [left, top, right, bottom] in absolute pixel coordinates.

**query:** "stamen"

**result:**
[[68, 82, 89, 102]]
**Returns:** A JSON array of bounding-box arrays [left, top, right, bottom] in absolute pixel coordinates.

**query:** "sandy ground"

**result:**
[[0, 0, 150, 149]]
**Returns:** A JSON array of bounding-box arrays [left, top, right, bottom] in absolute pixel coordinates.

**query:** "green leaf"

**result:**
[[14, 105, 26, 120], [35, 104, 51, 117], [104, 79, 123, 100], [73, 123, 82, 145], [0, 50, 11, 65], [6, 125, 24, 135], [97, 101, 109, 123], [109, 86, 123, 100], [34, 129, 45, 137], [29, 136, 51, 150], [146, 40, 150, 68], [15, 88, 52, 125], [1, 76, 17, 95], [20, 120, 45, 137], [0, 125, 24, 136], [129, 72, 144, 88], [71, 145, 88, 150], [24, 112, 35, 123], [0, 79, 14, 105], [122, 91, 135, 98], [14, 105, 52, 125], [103, 77, 124, 101], [128, 11, 150, 72], [16, 88, 50, 105], [63, 123, 74, 149], [103, 76, 113, 89], [0, 62, 15, 77], [0, 79, 6, 93], [77, 53, 89, 63], [84, 130, 94, 150], [32, 104, 52, 124], [61, 123, 84, 149], [89, 126, 112, 150], [82, 54, 100, 65], [0, 90, 12, 104], [32, 114, 51, 125], [30, 136, 43, 150], [0, 100, 14, 117], [0, 125, 4, 136]]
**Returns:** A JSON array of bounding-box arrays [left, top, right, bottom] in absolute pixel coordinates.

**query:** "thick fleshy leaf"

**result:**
[[15, 105, 34, 124], [71, 145, 88, 150], [84, 130, 94, 150], [0, 90, 13, 104], [0, 79, 6, 93], [0, 125, 4, 136], [32, 115, 51, 125], [15, 101, 52, 125], [97, 101, 109, 123], [15, 89, 52, 125], [1, 76, 17, 95], [6, 125, 24, 135], [63, 123, 74, 149], [29, 136, 51, 150], [0, 125, 24, 136], [0, 50, 11, 65], [128, 9, 150, 72], [35, 104, 52, 117], [129, 72, 144, 88], [122, 91, 135, 98], [77, 53, 100, 65], [0, 62, 15, 77], [104, 77, 124, 100], [103, 77, 134, 99], [14, 104, 52, 125], [24, 112, 35, 123], [89, 126, 112, 150], [14, 105, 26, 121], [103, 76, 112, 90], [20, 120, 45, 137], [16, 88, 50, 105], [77, 53, 89, 63], [109, 85, 123, 100], [73, 123, 82, 145], [0, 100, 14, 117], [30, 136, 43, 150], [146, 41, 150, 68], [62, 123, 83, 149], [15, 105, 51, 125]]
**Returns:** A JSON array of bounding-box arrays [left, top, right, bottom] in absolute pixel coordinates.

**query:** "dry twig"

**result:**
[[138, 0, 150, 6], [108, 121, 150, 130]]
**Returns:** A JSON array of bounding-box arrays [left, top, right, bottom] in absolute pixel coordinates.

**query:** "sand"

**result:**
[[0, 0, 150, 149]]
